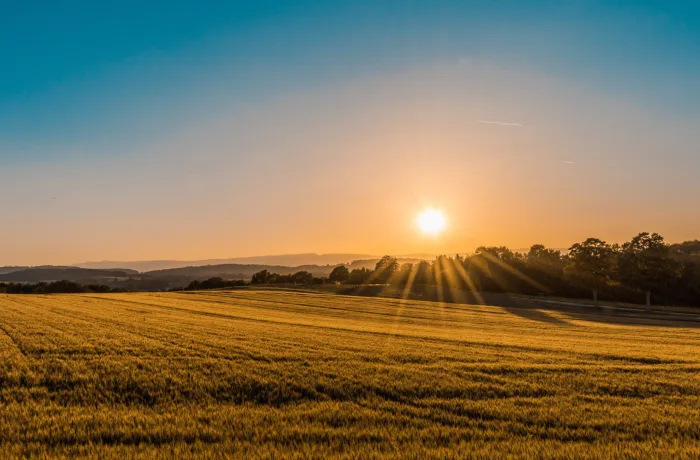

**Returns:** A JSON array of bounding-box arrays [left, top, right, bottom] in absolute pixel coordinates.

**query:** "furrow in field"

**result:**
[[77, 292, 700, 364], [180, 291, 700, 352]]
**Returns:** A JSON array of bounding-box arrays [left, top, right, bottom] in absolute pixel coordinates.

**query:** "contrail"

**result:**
[[476, 120, 523, 127], [562, 161, 575, 164]]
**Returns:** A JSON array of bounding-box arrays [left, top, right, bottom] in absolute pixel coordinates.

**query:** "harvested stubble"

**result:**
[[0, 289, 698, 458]]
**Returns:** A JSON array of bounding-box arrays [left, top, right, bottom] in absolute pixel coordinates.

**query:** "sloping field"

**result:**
[[0, 289, 699, 458]]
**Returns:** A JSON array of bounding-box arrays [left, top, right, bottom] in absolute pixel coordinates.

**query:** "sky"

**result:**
[[2, 0, 699, 265]]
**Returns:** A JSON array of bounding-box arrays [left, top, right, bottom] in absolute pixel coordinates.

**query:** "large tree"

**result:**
[[413, 260, 432, 287], [565, 238, 614, 307], [373, 256, 399, 284], [475, 246, 519, 265], [348, 268, 372, 285], [292, 271, 314, 285], [618, 232, 679, 311], [328, 265, 350, 284], [251, 269, 270, 284], [527, 244, 565, 278]]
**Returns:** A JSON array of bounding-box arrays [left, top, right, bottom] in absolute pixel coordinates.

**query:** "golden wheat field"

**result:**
[[0, 289, 699, 458]]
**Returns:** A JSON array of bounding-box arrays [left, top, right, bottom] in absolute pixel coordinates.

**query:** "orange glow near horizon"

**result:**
[[0, 61, 698, 266]]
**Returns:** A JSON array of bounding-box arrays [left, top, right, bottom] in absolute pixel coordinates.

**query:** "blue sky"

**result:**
[[1, 0, 699, 264], [2, 0, 699, 157]]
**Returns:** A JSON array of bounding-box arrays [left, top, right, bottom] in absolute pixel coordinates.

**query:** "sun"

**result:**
[[417, 208, 446, 235]]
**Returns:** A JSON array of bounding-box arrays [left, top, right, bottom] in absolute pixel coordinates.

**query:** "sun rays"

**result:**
[[379, 250, 550, 317]]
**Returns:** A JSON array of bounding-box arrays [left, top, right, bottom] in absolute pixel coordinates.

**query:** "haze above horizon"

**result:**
[[2, 1, 699, 266]]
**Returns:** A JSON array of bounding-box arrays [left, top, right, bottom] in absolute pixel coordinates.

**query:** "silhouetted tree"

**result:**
[[85, 284, 112, 293], [374, 256, 399, 284], [670, 240, 700, 259], [293, 271, 314, 284], [475, 246, 519, 264], [251, 269, 270, 284], [527, 244, 565, 277], [473, 246, 529, 293], [618, 233, 679, 310], [348, 268, 372, 285], [565, 238, 614, 307], [433, 255, 458, 289], [328, 265, 350, 284], [678, 261, 700, 302], [392, 263, 414, 286], [414, 260, 433, 287]]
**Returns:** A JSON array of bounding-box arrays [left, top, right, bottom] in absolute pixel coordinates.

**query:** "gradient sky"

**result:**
[[2, 0, 699, 265]]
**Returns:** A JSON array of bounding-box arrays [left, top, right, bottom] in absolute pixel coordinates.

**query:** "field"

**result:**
[[0, 289, 699, 458]]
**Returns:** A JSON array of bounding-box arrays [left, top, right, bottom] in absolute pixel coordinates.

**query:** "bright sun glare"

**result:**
[[417, 209, 446, 235]]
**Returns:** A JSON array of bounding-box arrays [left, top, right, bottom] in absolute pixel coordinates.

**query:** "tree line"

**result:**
[[0, 280, 117, 294], [183, 277, 247, 291], [250, 270, 327, 285], [256, 233, 697, 310], [3, 233, 698, 308]]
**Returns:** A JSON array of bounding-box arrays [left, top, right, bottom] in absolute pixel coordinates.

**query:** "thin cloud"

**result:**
[[476, 120, 523, 127], [562, 161, 575, 164]]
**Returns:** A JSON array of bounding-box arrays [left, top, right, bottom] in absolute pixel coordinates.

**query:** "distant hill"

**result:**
[[0, 267, 138, 283], [75, 253, 436, 272], [0, 266, 28, 275], [76, 253, 376, 272], [144, 263, 336, 280], [0, 257, 440, 291], [106, 259, 441, 291], [0, 265, 82, 275]]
